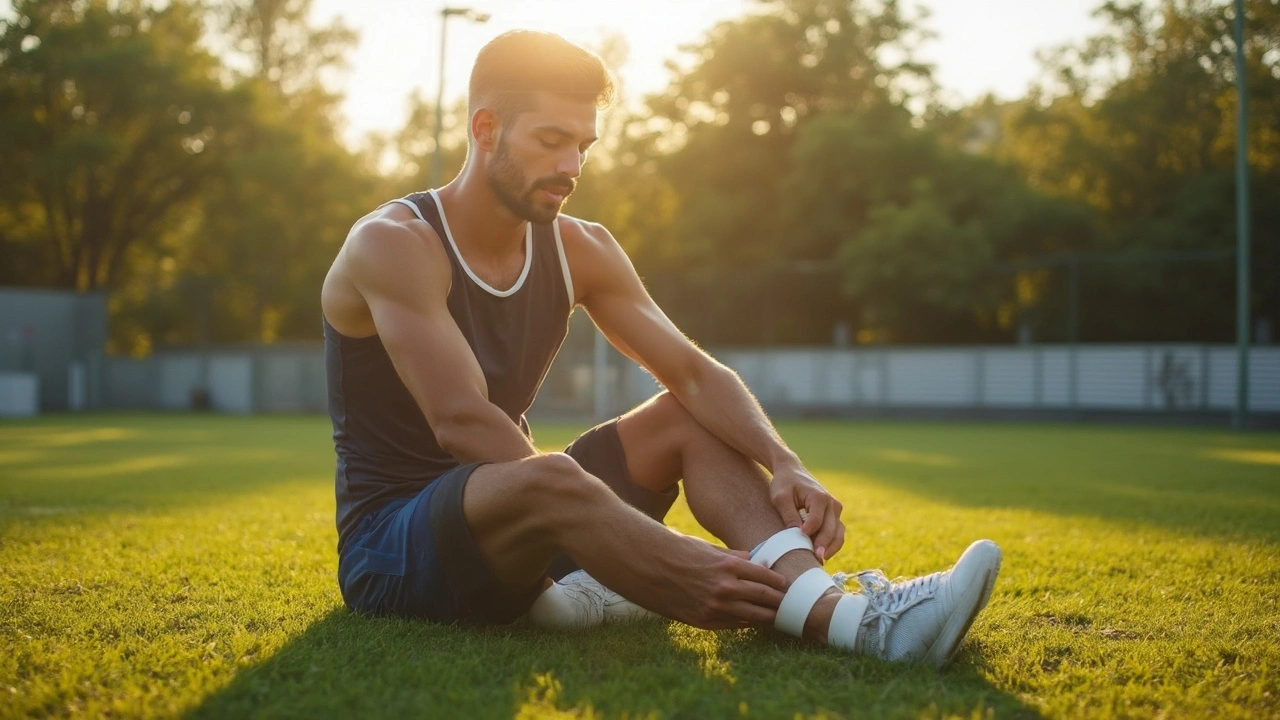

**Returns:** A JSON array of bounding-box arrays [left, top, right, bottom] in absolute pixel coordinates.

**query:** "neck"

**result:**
[[435, 163, 528, 257]]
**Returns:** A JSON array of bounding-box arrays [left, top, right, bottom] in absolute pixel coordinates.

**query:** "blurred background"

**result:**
[[0, 0, 1276, 423]]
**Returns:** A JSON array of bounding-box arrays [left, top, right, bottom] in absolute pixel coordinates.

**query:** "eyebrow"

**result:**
[[533, 125, 598, 146]]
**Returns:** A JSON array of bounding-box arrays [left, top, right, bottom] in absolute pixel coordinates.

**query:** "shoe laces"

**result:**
[[832, 569, 943, 656]]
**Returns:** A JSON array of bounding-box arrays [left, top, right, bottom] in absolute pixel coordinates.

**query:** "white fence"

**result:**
[[96, 342, 1280, 418], [103, 345, 326, 414], [711, 345, 1280, 414]]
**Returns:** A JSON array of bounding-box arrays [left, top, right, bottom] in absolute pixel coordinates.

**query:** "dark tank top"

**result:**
[[325, 190, 574, 550]]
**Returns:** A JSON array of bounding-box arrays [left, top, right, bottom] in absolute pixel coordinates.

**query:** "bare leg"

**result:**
[[615, 392, 840, 642], [460, 453, 784, 629]]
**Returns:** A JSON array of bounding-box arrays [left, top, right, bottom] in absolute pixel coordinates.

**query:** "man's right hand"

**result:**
[[649, 539, 787, 630]]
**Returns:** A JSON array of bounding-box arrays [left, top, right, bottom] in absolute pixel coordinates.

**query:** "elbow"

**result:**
[[668, 354, 730, 401], [430, 403, 487, 459]]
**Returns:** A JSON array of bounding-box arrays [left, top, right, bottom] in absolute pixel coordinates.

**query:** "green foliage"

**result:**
[[612, 0, 933, 346], [0, 0, 246, 292], [591, 0, 1278, 345], [992, 0, 1280, 341], [2, 0, 1277, 348], [782, 111, 1095, 342], [2, 415, 1279, 717]]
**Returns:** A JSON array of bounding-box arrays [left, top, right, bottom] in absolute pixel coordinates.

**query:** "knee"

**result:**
[[521, 452, 606, 502], [648, 391, 698, 433], [646, 391, 712, 447]]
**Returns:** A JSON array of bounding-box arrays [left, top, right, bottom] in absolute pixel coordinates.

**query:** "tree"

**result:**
[[623, 0, 935, 345], [783, 111, 1095, 342], [118, 0, 376, 346], [0, 0, 245, 292], [993, 0, 1280, 341]]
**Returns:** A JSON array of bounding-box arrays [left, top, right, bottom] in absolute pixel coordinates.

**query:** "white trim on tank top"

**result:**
[[552, 220, 575, 310], [384, 197, 452, 295], [428, 189, 533, 298]]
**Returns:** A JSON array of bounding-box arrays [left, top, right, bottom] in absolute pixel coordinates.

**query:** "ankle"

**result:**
[[802, 589, 842, 643], [771, 548, 823, 583]]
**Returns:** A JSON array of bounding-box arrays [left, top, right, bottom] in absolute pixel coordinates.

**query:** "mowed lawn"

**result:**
[[2, 415, 1278, 719]]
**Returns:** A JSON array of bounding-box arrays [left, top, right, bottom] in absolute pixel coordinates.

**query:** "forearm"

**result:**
[[667, 361, 800, 474], [436, 402, 541, 464]]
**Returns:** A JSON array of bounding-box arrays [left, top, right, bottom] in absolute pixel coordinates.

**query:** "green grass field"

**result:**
[[2, 415, 1278, 719]]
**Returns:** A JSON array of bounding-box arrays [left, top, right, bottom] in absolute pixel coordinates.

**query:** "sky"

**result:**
[[312, 0, 1108, 148]]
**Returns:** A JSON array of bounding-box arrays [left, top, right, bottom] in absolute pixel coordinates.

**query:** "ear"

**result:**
[[471, 108, 500, 152]]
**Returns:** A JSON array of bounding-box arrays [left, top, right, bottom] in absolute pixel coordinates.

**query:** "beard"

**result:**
[[486, 136, 574, 224]]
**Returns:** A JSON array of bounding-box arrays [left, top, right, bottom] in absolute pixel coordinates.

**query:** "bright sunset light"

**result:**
[[314, 0, 1103, 147]]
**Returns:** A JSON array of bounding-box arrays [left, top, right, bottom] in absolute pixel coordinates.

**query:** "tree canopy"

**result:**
[[1, 0, 1275, 351]]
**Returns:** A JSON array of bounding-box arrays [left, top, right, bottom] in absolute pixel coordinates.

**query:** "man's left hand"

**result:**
[[768, 464, 845, 563]]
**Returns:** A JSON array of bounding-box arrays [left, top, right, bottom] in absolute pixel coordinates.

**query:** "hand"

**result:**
[[658, 539, 787, 630], [768, 464, 845, 563]]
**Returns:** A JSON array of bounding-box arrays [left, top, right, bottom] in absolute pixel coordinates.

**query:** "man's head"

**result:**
[[467, 31, 615, 224]]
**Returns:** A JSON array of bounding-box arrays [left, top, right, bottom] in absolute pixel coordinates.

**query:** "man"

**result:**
[[321, 30, 1000, 666]]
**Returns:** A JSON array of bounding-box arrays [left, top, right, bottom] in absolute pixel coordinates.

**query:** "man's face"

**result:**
[[485, 93, 599, 224]]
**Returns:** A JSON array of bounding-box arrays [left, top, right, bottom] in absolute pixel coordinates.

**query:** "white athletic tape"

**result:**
[[827, 592, 869, 651], [749, 527, 814, 568], [775, 567, 836, 638]]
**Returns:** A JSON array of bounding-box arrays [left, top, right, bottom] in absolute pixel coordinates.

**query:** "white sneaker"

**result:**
[[527, 570, 662, 630], [834, 539, 1002, 668]]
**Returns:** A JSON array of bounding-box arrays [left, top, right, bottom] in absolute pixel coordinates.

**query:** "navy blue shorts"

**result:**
[[336, 419, 679, 625]]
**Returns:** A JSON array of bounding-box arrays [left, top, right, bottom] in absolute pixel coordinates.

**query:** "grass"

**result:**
[[1, 414, 1278, 719]]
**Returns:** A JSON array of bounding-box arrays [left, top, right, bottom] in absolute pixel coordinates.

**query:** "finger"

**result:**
[[771, 490, 804, 529], [825, 520, 846, 560], [717, 600, 777, 627], [801, 494, 826, 537], [724, 578, 785, 608], [814, 508, 843, 562], [731, 557, 788, 591]]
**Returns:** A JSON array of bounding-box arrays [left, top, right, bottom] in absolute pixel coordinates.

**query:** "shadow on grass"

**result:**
[[188, 609, 1039, 719], [783, 422, 1280, 541]]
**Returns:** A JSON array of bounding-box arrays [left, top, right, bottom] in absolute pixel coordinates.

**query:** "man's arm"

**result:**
[[341, 217, 539, 463], [563, 219, 846, 561]]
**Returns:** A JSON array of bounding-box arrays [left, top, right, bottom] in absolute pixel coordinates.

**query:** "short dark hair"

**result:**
[[468, 31, 616, 125]]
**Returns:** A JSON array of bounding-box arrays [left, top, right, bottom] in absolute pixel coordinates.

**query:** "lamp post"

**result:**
[[432, 6, 490, 189], [1233, 0, 1251, 429]]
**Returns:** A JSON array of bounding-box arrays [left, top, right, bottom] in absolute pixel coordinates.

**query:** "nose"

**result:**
[[555, 148, 583, 179]]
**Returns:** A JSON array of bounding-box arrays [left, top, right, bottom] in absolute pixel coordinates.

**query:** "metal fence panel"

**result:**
[[887, 350, 977, 406], [1077, 347, 1147, 409], [97, 342, 1279, 418], [209, 356, 253, 414], [981, 350, 1035, 407], [1250, 350, 1280, 412]]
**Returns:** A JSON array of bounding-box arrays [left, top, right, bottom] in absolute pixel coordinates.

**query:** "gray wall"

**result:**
[[0, 288, 106, 411]]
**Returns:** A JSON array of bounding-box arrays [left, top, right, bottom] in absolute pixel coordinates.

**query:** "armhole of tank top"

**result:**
[[552, 220, 575, 310], [382, 196, 452, 297]]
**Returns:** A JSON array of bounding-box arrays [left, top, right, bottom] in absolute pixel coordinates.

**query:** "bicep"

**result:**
[[348, 225, 489, 426]]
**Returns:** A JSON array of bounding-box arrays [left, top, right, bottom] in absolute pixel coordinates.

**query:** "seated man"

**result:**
[[320, 29, 1000, 667]]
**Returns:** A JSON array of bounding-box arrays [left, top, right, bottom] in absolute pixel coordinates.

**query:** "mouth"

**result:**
[[538, 187, 569, 204]]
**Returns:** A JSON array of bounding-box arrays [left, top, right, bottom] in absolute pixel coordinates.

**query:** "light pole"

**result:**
[[432, 6, 490, 189], [1233, 0, 1251, 429]]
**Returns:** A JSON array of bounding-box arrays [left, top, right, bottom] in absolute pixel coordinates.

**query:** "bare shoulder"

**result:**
[[323, 203, 450, 335], [343, 204, 448, 281], [555, 214, 620, 256], [555, 215, 638, 305]]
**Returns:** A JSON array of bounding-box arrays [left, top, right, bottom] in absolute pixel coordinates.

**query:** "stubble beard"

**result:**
[[486, 137, 571, 225]]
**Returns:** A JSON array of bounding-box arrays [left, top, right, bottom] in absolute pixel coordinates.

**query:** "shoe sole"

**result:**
[[923, 545, 1002, 669]]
